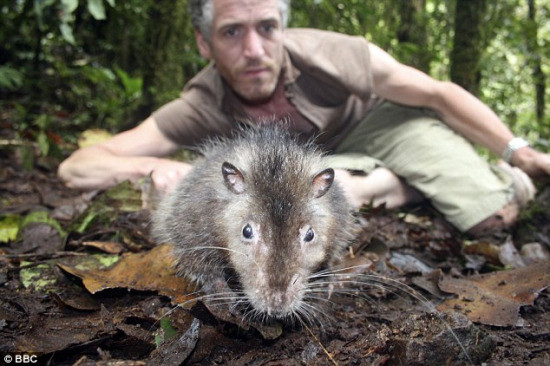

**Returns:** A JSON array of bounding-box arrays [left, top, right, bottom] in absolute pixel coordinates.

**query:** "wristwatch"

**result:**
[[502, 137, 530, 164]]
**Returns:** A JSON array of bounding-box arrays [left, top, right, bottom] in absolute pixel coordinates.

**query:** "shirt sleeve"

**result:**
[[284, 29, 374, 99], [151, 68, 235, 148]]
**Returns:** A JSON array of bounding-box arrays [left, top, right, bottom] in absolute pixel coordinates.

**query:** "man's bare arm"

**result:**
[[368, 43, 550, 178], [58, 117, 192, 192]]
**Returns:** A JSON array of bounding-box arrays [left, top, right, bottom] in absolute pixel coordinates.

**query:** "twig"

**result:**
[[304, 324, 339, 366], [1, 251, 89, 261], [0, 139, 36, 147]]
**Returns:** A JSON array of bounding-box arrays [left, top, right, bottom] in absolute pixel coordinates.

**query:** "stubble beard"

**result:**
[[232, 56, 282, 104]]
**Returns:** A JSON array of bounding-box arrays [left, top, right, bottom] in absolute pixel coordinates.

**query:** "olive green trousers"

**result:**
[[327, 101, 514, 232]]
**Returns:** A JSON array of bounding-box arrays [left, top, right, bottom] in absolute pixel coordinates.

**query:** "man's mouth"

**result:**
[[242, 66, 270, 78]]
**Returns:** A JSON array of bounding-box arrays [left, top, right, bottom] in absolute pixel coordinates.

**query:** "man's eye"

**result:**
[[223, 27, 239, 37], [259, 22, 277, 35]]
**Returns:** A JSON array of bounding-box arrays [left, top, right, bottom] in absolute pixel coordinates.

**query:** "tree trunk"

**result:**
[[139, 0, 192, 119], [450, 0, 488, 96], [396, 0, 430, 73], [526, 0, 546, 128]]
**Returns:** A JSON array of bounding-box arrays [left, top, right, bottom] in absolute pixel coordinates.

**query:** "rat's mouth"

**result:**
[[222, 267, 242, 292]]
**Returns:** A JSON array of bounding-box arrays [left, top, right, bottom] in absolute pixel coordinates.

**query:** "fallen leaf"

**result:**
[[387, 311, 495, 365], [149, 318, 200, 365], [16, 308, 108, 354], [21, 210, 66, 237], [154, 317, 179, 346], [463, 240, 501, 265], [83, 240, 125, 254], [51, 291, 101, 311], [389, 252, 434, 275], [411, 269, 446, 299], [58, 244, 196, 305], [0, 214, 20, 243], [68, 180, 144, 234], [437, 261, 550, 326], [20, 261, 58, 291], [18, 222, 64, 254], [77, 128, 112, 148]]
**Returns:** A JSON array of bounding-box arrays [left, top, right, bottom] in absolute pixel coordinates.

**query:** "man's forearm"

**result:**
[[58, 146, 162, 190], [428, 81, 515, 157]]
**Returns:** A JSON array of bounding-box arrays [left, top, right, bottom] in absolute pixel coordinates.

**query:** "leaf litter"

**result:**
[[1, 153, 550, 364], [437, 261, 550, 327]]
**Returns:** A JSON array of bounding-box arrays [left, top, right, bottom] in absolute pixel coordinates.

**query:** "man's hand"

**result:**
[[513, 147, 550, 180], [151, 160, 194, 195]]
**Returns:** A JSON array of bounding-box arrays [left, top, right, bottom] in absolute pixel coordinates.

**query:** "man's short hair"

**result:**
[[189, 0, 291, 41]]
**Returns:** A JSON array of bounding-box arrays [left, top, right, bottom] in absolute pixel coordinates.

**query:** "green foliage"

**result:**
[[0, 210, 66, 244], [0, 214, 21, 243], [0, 0, 548, 150], [154, 318, 179, 347], [290, 0, 549, 144], [479, 0, 549, 142], [0, 66, 24, 90]]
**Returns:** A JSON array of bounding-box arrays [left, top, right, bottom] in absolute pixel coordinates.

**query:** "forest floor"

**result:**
[[1, 124, 550, 365]]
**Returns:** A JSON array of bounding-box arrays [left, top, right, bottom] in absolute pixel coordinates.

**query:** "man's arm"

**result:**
[[58, 117, 193, 192], [368, 43, 550, 178]]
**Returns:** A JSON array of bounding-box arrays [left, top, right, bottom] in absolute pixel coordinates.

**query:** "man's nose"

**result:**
[[243, 30, 265, 59]]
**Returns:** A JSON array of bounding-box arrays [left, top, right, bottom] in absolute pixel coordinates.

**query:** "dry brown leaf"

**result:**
[[58, 244, 197, 305], [16, 310, 109, 354], [437, 261, 550, 326], [463, 240, 501, 265], [82, 240, 125, 254]]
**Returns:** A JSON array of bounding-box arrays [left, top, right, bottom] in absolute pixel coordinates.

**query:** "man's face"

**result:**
[[196, 0, 285, 104]]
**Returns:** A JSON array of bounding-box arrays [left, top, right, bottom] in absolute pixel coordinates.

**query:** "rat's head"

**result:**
[[217, 138, 347, 321]]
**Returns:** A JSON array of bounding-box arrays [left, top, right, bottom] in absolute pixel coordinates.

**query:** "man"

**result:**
[[58, 0, 549, 236]]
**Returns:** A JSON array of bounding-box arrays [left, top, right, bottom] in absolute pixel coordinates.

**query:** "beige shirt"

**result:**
[[152, 28, 382, 151]]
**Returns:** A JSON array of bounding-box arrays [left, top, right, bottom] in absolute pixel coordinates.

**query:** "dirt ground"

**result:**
[[1, 139, 550, 365]]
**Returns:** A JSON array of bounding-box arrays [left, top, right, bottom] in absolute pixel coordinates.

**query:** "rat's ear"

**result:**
[[312, 168, 334, 198], [222, 162, 246, 194]]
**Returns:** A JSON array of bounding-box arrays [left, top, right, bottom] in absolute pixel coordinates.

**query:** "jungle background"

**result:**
[[1, 0, 550, 365], [0, 0, 548, 154]]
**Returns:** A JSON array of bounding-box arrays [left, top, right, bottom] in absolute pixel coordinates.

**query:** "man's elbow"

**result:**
[[426, 80, 467, 111]]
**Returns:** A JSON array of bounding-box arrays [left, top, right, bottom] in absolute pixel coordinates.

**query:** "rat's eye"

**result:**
[[303, 228, 315, 242], [242, 224, 254, 239]]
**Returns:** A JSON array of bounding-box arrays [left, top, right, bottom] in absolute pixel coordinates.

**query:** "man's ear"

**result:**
[[195, 29, 212, 60]]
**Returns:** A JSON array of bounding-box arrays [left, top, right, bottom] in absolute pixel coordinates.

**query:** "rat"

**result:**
[[152, 124, 356, 323]]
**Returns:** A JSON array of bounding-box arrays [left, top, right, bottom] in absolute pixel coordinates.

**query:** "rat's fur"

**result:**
[[152, 125, 355, 321]]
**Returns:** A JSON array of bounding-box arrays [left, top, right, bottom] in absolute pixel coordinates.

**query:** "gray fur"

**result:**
[[152, 125, 355, 320]]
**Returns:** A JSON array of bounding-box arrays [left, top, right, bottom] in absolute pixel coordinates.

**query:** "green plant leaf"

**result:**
[[114, 67, 143, 99], [37, 130, 50, 157], [21, 211, 67, 238], [0, 66, 23, 90], [20, 146, 35, 171], [155, 317, 179, 346], [87, 0, 106, 20], [20, 262, 58, 291], [59, 22, 76, 44], [34, 114, 49, 130], [0, 214, 21, 243], [61, 0, 79, 13]]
